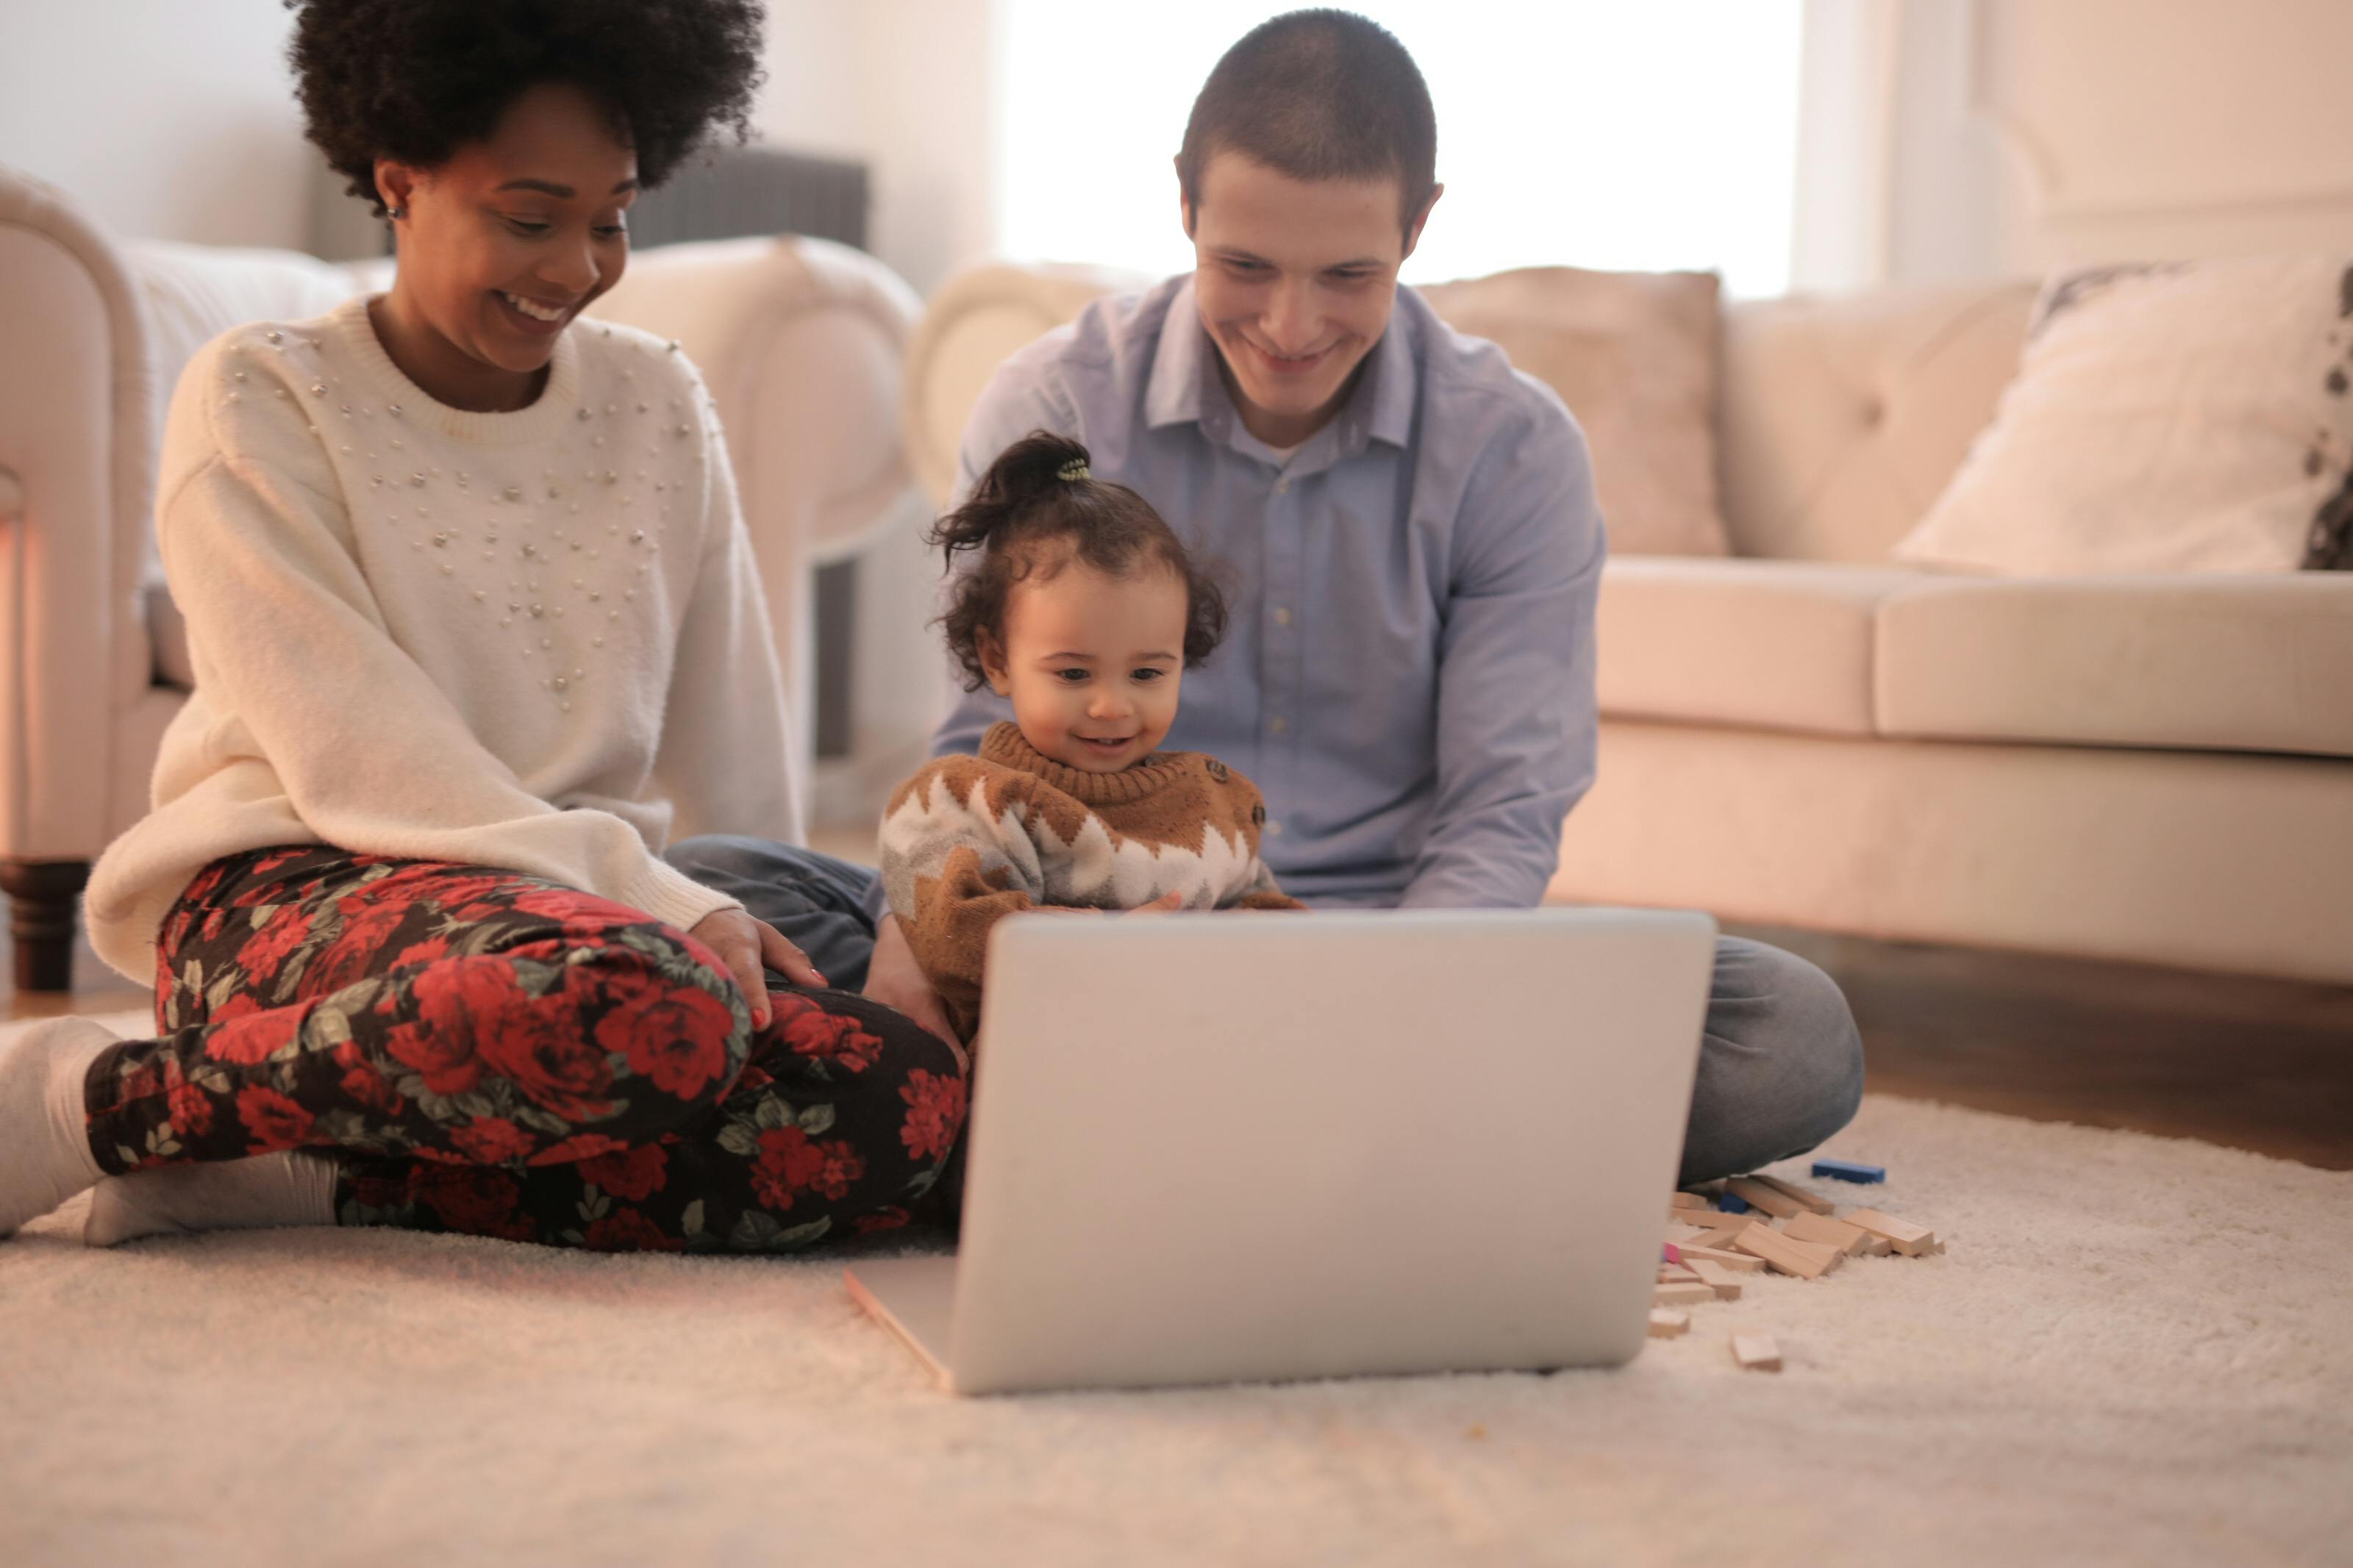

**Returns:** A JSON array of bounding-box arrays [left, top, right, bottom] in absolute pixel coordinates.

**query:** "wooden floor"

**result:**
[[12, 892, 2349, 1171]]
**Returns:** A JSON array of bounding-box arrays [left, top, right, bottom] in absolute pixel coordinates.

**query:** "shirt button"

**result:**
[[1265, 820, 1284, 837], [1273, 606, 1293, 626], [1273, 476, 1290, 495], [1270, 716, 1288, 734]]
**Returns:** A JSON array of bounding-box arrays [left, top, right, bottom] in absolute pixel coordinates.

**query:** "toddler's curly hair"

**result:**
[[932, 432, 1229, 692]]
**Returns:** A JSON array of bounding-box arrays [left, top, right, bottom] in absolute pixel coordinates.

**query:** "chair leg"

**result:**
[[0, 859, 92, 993]]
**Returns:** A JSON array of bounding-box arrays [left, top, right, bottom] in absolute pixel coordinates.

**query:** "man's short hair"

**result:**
[[1176, 9, 1437, 234]]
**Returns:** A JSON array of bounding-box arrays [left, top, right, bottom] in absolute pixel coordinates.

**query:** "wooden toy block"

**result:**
[[1660, 1263, 1703, 1285], [1654, 1282, 1715, 1308], [1861, 1234, 1893, 1256], [1730, 1333, 1782, 1372], [1688, 1222, 1756, 1253], [1729, 1225, 1835, 1279], [1648, 1309, 1690, 1339], [1670, 1192, 1710, 1210], [1686, 1260, 1743, 1300], [1721, 1177, 1806, 1220], [1781, 1210, 1869, 1255], [1677, 1245, 1764, 1273], [1743, 1173, 1835, 1214], [1810, 1159, 1885, 1184], [1843, 1208, 1937, 1255]]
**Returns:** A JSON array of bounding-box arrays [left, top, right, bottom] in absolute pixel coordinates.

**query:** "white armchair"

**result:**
[[0, 164, 923, 989]]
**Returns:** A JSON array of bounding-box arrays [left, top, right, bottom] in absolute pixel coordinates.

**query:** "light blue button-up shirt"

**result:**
[[930, 273, 1605, 909]]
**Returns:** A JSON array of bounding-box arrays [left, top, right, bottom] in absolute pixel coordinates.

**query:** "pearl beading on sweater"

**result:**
[[216, 325, 709, 712]]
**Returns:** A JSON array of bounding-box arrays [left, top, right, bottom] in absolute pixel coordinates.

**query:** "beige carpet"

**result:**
[[3, 1009, 2349, 1567]]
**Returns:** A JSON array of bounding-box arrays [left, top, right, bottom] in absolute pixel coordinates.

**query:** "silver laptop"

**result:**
[[844, 906, 1716, 1395]]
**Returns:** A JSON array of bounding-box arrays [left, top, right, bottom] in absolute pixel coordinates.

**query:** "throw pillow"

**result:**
[[1893, 254, 2353, 574], [1416, 266, 1732, 557]]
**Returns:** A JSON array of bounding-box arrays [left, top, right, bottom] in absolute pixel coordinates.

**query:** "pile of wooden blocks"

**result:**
[[1646, 1168, 1943, 1373]]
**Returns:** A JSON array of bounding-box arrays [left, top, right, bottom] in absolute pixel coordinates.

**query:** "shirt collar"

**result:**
[[1144, 273, 1421, 462]]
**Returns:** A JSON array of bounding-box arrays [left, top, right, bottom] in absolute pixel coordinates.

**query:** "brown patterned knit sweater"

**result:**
[[879, 721, 1305, 1039]]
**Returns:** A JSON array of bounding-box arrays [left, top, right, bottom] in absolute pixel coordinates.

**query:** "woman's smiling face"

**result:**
[[373, 81, 638, 407]]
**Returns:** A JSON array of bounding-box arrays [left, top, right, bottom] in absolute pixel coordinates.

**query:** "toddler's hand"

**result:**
[[1124, 891, 1186, 915]]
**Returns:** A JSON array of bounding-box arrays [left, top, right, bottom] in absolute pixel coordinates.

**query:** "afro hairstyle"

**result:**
[[286, 0, 767, 215]]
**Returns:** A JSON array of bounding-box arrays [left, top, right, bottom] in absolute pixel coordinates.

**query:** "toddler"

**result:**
[[879, 432, 1303, 1042]]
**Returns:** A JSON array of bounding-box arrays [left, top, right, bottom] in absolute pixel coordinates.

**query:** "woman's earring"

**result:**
[[387, 205, 407, 221]]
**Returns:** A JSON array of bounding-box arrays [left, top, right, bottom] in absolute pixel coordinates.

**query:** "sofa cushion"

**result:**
[[1416, 267, 1731, 557], [1893, 256, 2353, 574], [1718, 282, 2035, 563], [1876, 575, 2353, 758], [1596, 559, 1921, 736]]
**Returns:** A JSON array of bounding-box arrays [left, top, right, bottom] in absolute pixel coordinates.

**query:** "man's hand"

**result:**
[[863, 914, 959, 1049], [689, 907, 824, 1030]]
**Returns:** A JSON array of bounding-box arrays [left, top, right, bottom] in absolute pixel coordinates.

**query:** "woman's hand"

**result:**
[[863, 915, 959, 1048], [689, 907, 825, 1030]]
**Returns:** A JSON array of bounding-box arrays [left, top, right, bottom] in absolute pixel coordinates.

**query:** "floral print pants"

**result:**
[[82, 846, 968, 1253]]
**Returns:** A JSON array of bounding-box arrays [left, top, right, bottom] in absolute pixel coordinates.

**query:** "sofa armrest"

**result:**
[[0, 168, 156, 859], [901, 261, 1150, 506], [583, 235, 924, 790]]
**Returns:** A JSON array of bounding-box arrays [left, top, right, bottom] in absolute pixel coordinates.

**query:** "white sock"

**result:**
[[0, 1015, 117, 1238], [84, 1149, 340, 1247]]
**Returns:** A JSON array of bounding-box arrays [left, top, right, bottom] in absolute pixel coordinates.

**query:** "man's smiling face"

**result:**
[[1183, 151, 1438, 449]]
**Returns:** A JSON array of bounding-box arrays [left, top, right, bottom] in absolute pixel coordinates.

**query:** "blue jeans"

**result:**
[[665, 836, 1866, 1186]]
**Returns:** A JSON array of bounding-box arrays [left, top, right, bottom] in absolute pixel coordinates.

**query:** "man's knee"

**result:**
[[1684, 940, 1865, 1181], [663, 834, 776, 881], [1763, 949, 1865, 1148]]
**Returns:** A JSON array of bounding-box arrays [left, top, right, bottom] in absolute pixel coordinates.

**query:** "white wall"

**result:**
[[1812, 0, 2353, 289], [0, 0, 999, 294], [756, 0, 1001, 296], [0, 0, 313, 249]]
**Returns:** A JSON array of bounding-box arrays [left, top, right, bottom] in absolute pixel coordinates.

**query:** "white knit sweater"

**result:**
[[85, 296, 801, 981]]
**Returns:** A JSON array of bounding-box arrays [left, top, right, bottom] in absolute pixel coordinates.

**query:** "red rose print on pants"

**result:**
[[582, 1208, 683, 1252], [593, 970, 738, 1102], [333, 1041, 407, 1117], [203, 998, 301, 1067], [774, 998, 882, 1073], [384, 960, 500, 1096], [898, 1069, 965, 1163], [526, 1132, 631, 1167], [238, 1086, 315, 1153], [168, 1081, 215, 1139], [307, 898, 415, 994], [475, 993, 615, 1124], [421, 1170, 528, 1238], [578, 1143, 668, 1200], [451, 1117, 537, 1164], [410, 959, 615, 1122], [238, 907, 313, 981]]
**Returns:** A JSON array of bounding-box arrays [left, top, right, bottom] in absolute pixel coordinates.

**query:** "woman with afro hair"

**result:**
[[0, 0, 968, 1255]]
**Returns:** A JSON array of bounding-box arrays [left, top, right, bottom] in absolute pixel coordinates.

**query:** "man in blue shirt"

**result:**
[[674, 9, 1861, 1183]]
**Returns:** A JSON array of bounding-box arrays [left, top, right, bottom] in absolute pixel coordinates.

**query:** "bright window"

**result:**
[[998, 1, 1804, 298]]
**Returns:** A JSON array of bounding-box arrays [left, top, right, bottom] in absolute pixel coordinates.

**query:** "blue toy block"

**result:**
[[1717, 1191, 1751, 1214], [1810, 1159, 1886, 1184]]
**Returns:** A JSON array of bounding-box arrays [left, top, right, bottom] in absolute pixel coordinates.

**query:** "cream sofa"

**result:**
[[903, 262, 2353, 987], [0, 164, 924, 989]]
